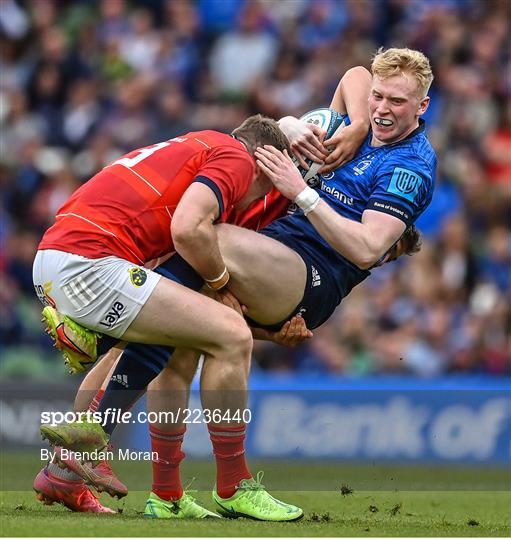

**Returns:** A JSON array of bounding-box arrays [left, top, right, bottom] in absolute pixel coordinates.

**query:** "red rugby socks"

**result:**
[[208, 423, 252, 498], [150, 425, 186, 501]]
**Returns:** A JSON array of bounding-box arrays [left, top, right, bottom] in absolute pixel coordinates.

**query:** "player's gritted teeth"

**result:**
[[374, 118, 393, 127]]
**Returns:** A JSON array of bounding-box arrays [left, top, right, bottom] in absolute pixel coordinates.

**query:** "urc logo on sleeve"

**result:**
[[387, 167, 421, 202]]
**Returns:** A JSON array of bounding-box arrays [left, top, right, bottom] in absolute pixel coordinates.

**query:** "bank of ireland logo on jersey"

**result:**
[[128, 267, 147, 287], [387, 167, 422, 203]]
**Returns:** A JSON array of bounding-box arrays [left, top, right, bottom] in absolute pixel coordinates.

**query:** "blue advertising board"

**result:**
[[124, 376, 511, 465]]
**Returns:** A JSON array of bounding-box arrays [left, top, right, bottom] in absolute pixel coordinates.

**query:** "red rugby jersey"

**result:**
[[230, 187, 290, 231], [39, 131, 255, 264]]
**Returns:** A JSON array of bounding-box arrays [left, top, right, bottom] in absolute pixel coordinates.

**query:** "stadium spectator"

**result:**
[[209, 2, 278, 95]]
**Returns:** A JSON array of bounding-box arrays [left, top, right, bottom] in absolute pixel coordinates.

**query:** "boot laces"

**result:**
[[236, 472, 277, 515], [237, 471, 265, 491]]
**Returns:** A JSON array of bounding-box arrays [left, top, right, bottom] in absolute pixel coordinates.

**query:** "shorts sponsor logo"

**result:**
[[34, 282, 55, 307], [111, 374, 129, 387], [311, 265, 321, 287], [129, 267, 147, 287], [387, 167, 422, 202], [99, 301, 126, 329]]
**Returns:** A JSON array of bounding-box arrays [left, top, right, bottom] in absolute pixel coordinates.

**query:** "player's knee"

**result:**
[[166, 361, 198, 386], [229, 324, 253, 357], [236, 323, 253, 356], [221, 316, 253, 360]]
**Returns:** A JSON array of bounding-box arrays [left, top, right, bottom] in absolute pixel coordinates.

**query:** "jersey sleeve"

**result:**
[[194, 146, 255, 215], [366, 152, 434, 226]]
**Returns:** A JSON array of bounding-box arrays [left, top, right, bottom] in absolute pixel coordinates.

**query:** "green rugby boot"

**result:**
[[42, 306, 98, 374], [144, 492, 221, 519], [41, 418, 109, 453], [212, 472, 303, 521]]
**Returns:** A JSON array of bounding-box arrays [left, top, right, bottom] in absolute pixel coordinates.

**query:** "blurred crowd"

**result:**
[[1, 0, 510, 378]]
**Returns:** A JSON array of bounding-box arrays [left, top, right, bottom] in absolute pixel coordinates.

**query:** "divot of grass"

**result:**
[[389, 502, 402, 516], [340, 484, 353, 496], [307, 512, 331, 523]]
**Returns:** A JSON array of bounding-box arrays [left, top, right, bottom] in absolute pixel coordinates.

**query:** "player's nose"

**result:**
[[375, 100, 390, 114]]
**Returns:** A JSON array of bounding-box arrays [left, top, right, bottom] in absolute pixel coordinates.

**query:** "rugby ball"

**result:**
[[295, 108, 348, 185]]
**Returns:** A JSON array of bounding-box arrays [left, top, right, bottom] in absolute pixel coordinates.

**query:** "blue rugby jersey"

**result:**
[[262, 119, 436, 303], [310, 118, 436, 226]]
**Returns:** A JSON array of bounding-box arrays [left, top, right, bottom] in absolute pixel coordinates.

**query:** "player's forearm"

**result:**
[[306, 200, 384, 269], [255, 146, 394, 268], [343, 67, 372, 128], [330, 66, 371, 129], [172, 221, 226, 282]]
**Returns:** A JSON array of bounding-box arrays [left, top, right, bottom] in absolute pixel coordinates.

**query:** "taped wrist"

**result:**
[[204, 267, 230, 290], [294, 186, 320, 216]]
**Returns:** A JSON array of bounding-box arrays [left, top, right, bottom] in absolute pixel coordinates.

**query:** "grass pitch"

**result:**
[[1, 452, 510, 537]]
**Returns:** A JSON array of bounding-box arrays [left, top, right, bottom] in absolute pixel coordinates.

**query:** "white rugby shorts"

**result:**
[[33, 249, 161, 338]]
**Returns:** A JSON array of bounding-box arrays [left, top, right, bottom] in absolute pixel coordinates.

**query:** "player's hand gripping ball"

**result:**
[[294, 108, 349, 186]]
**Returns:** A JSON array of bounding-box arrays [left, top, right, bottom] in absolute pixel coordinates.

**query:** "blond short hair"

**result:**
[[371, 47, 434, 97]]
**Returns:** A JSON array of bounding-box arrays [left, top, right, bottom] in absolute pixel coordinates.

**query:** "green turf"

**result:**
[[1, 452, 510, 537], [2, 489, 510, 537]]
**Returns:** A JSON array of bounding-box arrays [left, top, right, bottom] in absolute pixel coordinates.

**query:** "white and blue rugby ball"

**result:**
[[296, 108, 348, 185]]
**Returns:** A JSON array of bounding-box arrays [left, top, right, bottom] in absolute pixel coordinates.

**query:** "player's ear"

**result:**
[[252, 164, 266, 186], [253, 164, 262, 182], [417, 95, 430, 116]]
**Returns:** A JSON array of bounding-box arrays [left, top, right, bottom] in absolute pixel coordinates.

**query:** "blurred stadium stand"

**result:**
[[1, 0, 510, 379]]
